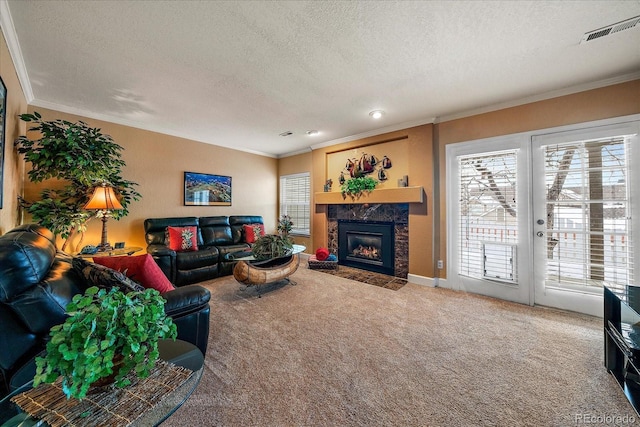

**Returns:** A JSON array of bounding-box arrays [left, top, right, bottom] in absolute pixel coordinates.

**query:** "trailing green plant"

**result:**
[[14, 112, 141, 250], [251, 234, 293, 260], [340, 176, 378, 200], [33, 286, 177, 400]]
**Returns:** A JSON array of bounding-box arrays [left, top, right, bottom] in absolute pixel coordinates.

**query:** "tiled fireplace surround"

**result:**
[[326, 203, 409, 278]]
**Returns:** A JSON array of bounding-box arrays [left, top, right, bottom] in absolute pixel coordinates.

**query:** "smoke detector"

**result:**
[[580, 15, 640, 44]]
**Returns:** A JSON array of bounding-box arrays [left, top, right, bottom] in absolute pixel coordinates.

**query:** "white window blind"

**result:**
[[279, 173, 310, 236], [544, 136, 634, 289], [458, 150, 519, 283]]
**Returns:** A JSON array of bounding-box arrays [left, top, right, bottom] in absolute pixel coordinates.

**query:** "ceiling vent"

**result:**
[[580, 15, 640, 44], [279, 131, 293, 137]]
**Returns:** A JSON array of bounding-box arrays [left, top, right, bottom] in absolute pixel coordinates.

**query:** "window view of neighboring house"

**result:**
[[458, 135, 634, 291], [543, 137, 632, 289]]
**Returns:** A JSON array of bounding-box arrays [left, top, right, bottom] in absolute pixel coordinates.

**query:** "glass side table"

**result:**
[[0, 339, 204, 427], [76, 246, 143, 258]]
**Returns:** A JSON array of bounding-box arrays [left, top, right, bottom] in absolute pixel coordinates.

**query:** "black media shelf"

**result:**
[[604, 285, 640, 415]]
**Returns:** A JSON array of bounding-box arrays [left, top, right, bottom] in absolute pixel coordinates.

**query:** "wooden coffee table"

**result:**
[[227, 245, 306, 293]]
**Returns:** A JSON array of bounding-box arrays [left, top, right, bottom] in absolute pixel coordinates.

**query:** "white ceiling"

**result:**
[[2, 1, 639, 158]]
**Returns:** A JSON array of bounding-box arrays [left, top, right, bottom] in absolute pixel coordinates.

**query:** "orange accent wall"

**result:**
[[312, 124, 434, 278], [0, 31, 28, 234], [277, 151, 313, 251]]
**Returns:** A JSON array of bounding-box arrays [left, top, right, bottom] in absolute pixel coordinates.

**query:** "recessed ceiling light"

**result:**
[[306, 130, 319, 136], [369, 110, 385, 119]]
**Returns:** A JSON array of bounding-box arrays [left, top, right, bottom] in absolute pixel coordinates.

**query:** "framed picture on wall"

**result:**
[[184, 171, 232, 206], [0, 76, 6, 209]]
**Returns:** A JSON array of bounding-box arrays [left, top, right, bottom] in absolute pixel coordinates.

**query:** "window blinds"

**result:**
[[279, 173, 310, 235], [544, 136, 634, 289], [458, 150, 519, 283]]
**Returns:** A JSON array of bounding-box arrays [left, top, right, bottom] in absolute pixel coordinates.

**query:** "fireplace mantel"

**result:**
[[314, 186, 423, 205]]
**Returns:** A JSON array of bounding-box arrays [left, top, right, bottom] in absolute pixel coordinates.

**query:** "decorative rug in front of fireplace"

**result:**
[[306, 264, 407, 291]]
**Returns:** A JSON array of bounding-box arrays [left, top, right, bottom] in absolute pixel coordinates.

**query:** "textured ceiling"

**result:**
[[2, 0, 639, 157]]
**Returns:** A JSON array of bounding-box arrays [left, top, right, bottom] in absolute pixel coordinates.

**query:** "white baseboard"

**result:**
[[406, 274, 451, 289], [407, 274, 436, 287]]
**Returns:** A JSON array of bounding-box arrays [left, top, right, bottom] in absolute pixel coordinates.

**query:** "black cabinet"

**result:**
[[604, 284, 640, 414]]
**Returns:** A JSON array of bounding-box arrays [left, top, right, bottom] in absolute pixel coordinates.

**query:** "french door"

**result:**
[[531, 121, 639, 316], [447, 116, 639, 315], [447, 134, 533, 305]]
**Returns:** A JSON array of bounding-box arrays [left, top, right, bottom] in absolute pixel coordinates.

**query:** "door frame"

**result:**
[[445, 114, 640, 315], [531, 117, 640, 317], [445, 132, 533, 306]]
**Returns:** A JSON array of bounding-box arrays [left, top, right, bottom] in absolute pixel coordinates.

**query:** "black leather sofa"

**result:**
[[0, 224, 211, 398], [144, 215, 264, 286]]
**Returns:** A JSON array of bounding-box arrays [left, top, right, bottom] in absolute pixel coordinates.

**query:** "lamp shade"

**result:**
[[84, 184, 123, 210]]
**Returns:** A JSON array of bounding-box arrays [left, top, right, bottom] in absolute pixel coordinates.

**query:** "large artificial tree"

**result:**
[[15, 112, 141, 250]]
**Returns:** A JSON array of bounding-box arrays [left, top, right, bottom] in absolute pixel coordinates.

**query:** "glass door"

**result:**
[[531, 121, 639, 316], [447, 135, 532, 305]]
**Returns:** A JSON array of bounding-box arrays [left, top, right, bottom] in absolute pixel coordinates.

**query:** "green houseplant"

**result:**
[[251, 234, 294, 260], [33, 286, 177, 400], [14, 112, 141, 250], [277, 214, 293, 235], [340, 176, 378, 200]]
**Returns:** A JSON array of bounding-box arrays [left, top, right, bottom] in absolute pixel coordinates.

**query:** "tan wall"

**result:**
[[277, 151, 313, 251], [0, 31, 28, 235], [22, 106, 279, 252], [312, 124, 434, 277], [436, 80, 640, 278]]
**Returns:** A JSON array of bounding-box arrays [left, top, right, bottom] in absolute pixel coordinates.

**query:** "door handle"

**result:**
[[537, 231, 544, 237]]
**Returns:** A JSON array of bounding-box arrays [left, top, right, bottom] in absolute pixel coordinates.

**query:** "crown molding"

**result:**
[[279, 117, 436, 158], [0, 0, 33, 102], [435, 71, 640, 123], [30, 98, 278, 158]]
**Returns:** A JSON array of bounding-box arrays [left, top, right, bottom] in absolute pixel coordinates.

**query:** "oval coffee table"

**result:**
[[227, 244, 306, 295]]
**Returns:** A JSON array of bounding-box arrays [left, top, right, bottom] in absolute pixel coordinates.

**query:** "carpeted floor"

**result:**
[[164, 266, 635, 427]]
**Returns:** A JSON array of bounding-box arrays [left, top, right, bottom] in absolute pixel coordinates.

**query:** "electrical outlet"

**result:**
[[437, 260, 444, 269]]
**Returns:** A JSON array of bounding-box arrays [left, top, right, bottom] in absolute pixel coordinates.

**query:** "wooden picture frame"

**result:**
[[0, 76, 6, 209], [184, 171, 232, 206]]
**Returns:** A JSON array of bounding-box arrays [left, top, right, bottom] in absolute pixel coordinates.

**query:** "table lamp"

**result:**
[[84, 183, 123, 251]]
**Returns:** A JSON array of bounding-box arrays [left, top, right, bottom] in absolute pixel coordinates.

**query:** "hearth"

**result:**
[[338, 220, 394, 276]]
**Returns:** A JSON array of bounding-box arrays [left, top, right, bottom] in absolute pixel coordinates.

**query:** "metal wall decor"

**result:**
[[339, 152, 392, 184]]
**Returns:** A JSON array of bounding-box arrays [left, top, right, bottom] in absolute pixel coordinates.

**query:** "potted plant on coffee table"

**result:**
[[251, 234, 294, 261], [33, 286, 177, 400]]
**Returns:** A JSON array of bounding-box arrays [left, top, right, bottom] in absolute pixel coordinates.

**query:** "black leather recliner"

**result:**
[[0, 224, 211, 398], [144, 215, 264, 286]]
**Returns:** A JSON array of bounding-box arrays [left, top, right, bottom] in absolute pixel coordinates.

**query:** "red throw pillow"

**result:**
[[316, 247, 329, 261], [243, 224, 265, 244], [93, 254, 175, 294], [168, 226, 198, 251]]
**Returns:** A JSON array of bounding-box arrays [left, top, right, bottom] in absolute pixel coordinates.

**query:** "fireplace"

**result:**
[[338, 220, 394, 275]]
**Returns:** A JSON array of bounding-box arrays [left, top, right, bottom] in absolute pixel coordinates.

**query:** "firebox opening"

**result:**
[[338, 220, 394, 275], [347, 232, 383, 265]]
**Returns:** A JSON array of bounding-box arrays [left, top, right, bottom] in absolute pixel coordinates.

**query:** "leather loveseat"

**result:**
[[0, 224, 211, 398], [144, 216, 264, 286]]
